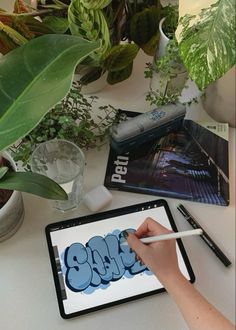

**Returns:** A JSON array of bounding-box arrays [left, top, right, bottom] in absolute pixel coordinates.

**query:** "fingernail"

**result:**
[[122, 230, 129, 240]]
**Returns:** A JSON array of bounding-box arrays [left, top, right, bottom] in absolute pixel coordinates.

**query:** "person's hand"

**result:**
[[127, 217, 181, 285]]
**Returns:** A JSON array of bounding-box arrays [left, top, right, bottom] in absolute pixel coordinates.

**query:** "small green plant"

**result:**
[[0, 0, 166, 85], [0, 33, 99, 202], [11, 82, 122, 169], [143, 4, 187, 107], [145, 38, 185, 107], [161, 4, 179, 39]]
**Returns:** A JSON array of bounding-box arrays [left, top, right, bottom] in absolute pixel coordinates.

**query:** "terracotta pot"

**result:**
[[202, 65, 236, 127], [0, 152, 24, 242]]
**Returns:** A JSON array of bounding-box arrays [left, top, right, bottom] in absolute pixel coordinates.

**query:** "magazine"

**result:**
[[104, 113, 229, 206]]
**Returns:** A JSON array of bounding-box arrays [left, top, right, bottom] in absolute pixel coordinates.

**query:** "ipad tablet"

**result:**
[[45, 199, 195, 319]]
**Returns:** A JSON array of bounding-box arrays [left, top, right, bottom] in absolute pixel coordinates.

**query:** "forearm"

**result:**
[[162, 272, 235, 330]]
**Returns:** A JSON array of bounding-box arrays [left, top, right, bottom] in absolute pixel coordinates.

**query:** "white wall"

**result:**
[[0, 0, 34, 12], [0, 0, 14, 11]]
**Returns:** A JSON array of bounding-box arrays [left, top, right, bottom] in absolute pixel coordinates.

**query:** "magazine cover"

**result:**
[[104, 115, 229, 206]]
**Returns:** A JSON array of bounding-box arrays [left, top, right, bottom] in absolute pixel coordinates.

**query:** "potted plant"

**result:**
[[0, 31, 100, 241], [11, 81, 122, 167], [1, 1, 171, 87], [66, 0, 163, 86], [145, 4, 188, 107], [176, 0, 235, 126]]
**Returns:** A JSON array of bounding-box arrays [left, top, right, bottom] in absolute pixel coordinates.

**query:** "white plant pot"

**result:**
[[202, 65, 236, 127], [0, 152, 24, 242], [74, 66, 108, 95], [150, 18, 188, 96], [156, 17, 170, 58]]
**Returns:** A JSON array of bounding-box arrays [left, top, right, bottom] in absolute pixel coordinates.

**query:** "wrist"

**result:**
[[156, 269, 186, 290], [164, 271, 191, 294]]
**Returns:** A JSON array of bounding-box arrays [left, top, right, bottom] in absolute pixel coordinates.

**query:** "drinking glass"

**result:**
[[30, 139, 85, 212]]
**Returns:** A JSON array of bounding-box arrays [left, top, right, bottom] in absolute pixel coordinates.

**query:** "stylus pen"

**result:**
[[177, 204, 232, 267], [122, 228, 202, 245]]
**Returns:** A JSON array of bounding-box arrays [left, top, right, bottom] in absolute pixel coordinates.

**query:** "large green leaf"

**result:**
[[178, 0, 236, 90], [0, 171, 68, 200], [0, 167, 8, 179], [0, 34, 100, 152]]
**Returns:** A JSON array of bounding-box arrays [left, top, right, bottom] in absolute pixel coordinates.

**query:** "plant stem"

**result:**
[[2, 9, 54, 17], [111, 0, 127, 44], [156, 0, 161, 21]]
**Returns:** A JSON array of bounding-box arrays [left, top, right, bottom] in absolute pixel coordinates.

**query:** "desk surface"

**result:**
[[0, 51, 235, 330]]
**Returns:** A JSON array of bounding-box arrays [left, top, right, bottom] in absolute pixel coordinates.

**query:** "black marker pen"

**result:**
[[177, 204, 232, 267]]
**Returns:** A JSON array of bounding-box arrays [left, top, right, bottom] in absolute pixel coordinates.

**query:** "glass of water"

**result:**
[[30, 139, 85, 212]]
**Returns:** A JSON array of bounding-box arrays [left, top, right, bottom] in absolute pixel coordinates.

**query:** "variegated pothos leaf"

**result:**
[[178, 0, 235, 90]]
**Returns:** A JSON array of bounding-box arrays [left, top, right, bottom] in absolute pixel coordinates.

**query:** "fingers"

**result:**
[[127, 232, 148, 258], [135, 217, 172, 238]]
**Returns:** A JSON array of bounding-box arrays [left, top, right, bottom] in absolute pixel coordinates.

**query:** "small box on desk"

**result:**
[[110, 103, 186, 153]]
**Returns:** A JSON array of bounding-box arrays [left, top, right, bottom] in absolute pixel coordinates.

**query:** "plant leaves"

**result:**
[[0, 34, 100, 152], [13, 0, 29, 14], [107, 62, 133, 84], [42, 16, 69, 34], [129, 7, 160, 46], [140, 31, 160, 56], [68, 0, 110, 59], [81, 0, 112, 10], [0, 20, 28, 47], [79, 66, 104, 85], [0, 30, 19, 54], [23, 16, 55, 36], [0, 171, 68, 200], [178, 0, 236, 90], [104, 44, 139, 72], [0, 167, 8, 179]]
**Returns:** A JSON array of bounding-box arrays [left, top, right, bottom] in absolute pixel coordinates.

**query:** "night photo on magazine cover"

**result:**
[[105, 120, 229, 206]]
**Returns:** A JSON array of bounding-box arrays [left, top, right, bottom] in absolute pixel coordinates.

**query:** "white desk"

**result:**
[[0, 52, 235, 330]]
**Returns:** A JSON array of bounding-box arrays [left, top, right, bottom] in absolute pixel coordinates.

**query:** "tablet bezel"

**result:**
[[45, 199, 195, 319]]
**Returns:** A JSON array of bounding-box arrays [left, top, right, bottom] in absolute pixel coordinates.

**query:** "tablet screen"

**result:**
[[46, 199, 194, 318]]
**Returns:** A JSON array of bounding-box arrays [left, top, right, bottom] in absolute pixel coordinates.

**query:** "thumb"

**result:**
[[127, 233, 148, 258]]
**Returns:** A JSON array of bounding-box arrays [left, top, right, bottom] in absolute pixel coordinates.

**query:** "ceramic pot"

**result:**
[[202, 65, 236, 127], [0, 152, 24, 242], [150, 18, 188, 97], [74, 66, 108, 95]]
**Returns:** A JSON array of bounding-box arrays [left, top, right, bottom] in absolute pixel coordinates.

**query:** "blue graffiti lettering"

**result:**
[[64, 230, 151, 293]]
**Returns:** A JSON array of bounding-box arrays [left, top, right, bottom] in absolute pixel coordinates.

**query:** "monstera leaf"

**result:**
[[177, 0, 236, 90], [0, 34, 100, 152]]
